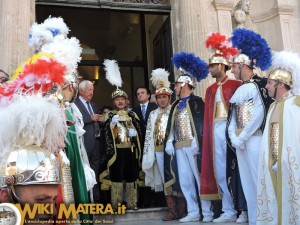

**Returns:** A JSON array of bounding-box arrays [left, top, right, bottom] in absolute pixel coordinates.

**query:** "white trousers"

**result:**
[[236, 135, 261, 225], [214, 121, 237, 217], [155, 151, 164, 183], [176, 146, 213, 217]]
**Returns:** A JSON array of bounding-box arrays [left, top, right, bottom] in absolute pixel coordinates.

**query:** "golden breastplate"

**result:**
[[174, 108, 193, 142], [215, 101, 228, 120], [236, 99, 255, 129], [270, 122, 279, 164], [154, 111, 169, 151], [113, 122, 131, 147]]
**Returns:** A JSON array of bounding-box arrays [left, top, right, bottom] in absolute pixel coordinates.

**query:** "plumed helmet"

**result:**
[[0, 95, 66, 189], [103, 59, 127, 99], [209, 52, 229, 66], [205, 32, 239, 66], [268, 68, 292, 86], [111, 87, 128, 99], [230, 53, 253, 66], [268, 51, 300, 95], [150, 68, 173, 96], [0, 145, 60, 188], [175, 73, 195, 88], [230, 28, 272, 71], [172, 52, 209, 88]]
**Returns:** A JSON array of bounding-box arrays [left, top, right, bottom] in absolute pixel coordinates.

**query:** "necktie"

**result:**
[[86, 101, 100, 137], [86, 101, 94, 115], [141, 104, 146, 120]]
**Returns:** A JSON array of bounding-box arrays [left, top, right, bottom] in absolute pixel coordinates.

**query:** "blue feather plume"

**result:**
[[231, 29, 272, 71], [171, 52, 209, 82], [47, 28, 60, 37]]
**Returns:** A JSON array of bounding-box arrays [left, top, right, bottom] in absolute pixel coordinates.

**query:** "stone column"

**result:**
[[213, 0, 235, 36], [0, 0, 35, 75], [170, 0, 212, 97], [273, 1, 295, 50], [251, 0, 295, 51]]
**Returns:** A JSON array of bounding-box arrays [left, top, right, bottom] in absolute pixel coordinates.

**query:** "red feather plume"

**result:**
[[0, 58, 66, 105], [205, 32, 239, 58]]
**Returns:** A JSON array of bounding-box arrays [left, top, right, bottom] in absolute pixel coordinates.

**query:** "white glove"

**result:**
[[165, 142, 175, 156], [111, 115, 119, 126], [272, 162, 278, 173], [128, 128, 137, 137], [231, 136, 245, 150], [83, 164, 97, 191], [191, 138, 199, 155]]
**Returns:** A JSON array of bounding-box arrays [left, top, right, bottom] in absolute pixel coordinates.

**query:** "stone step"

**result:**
[[98, 207, 168, 222]]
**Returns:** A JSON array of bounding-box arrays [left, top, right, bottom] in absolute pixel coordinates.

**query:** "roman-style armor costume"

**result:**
[[201, 77, 241, 201], [100, 108, 142, 209], [165, 93, 208, 219], [200, 33, 242, 223], [257, 51, 300, 225], [165, 51, 211, 222], [227, 28, 273, 225], [100, 59, 143, 210], [142, 68, 184, 220]]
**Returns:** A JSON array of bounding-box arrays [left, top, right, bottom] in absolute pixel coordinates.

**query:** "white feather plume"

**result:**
[[42, 16, 69, 39], [103, 59, 122, 87], [150, 68, 170, 89], [28, 22, 54, 51], [41, 36, 82, 77], [271, 51, 300, 95], [0, 95, 67, 159], [28, 16, 70, 52]]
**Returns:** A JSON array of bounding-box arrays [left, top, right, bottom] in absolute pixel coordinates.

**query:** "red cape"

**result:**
[[200, 77, 242, 200]]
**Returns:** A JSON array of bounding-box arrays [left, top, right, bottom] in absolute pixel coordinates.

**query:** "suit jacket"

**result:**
[[74, 97, 100, 157], [133, 102, 158, 137]]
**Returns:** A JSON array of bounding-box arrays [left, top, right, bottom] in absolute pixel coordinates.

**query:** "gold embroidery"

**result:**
[[287, 147, 300, 224], [257, 151, 273, 222]]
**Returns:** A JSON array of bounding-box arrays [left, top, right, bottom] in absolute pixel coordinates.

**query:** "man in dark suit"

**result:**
[[74, 80, 103, 202], [133, 86, 158, 207], [133, 87, 158, 135]]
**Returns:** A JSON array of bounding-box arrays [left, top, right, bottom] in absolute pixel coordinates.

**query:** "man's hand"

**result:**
[[128, 128, 137, 137], [98, 114, 105, 122], [111, 115, 119, 126], [165, 142, 175, 156], [91, 114, 100, 122], [191, 138, 199, 155], [272, 162, 278, 173], [231, 135, 245, 150]]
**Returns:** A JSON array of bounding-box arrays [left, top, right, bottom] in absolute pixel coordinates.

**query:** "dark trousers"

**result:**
[[88, 139, 101, 202], [110, 148, 138, 182]]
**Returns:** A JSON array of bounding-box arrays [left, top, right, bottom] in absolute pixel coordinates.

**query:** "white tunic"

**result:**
[[142, 106, 171, 192], [228, 82, 264, 225], [257, 95, 300, 225]]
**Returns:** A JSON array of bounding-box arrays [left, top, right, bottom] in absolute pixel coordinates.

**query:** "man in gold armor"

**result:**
[[200, 32, 242, 223], [165, 52, 212, 223], [227, 28, 273, 225], [100, 59, 143, 210], [257, 51, 300, 225], [142, 68, 185, 220]]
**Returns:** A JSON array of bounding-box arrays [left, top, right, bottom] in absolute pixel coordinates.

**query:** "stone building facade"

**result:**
[[0, 0, 299, 97]]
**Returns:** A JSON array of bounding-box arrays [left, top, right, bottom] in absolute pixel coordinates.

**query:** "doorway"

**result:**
[[36, 5, 172, 108]]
